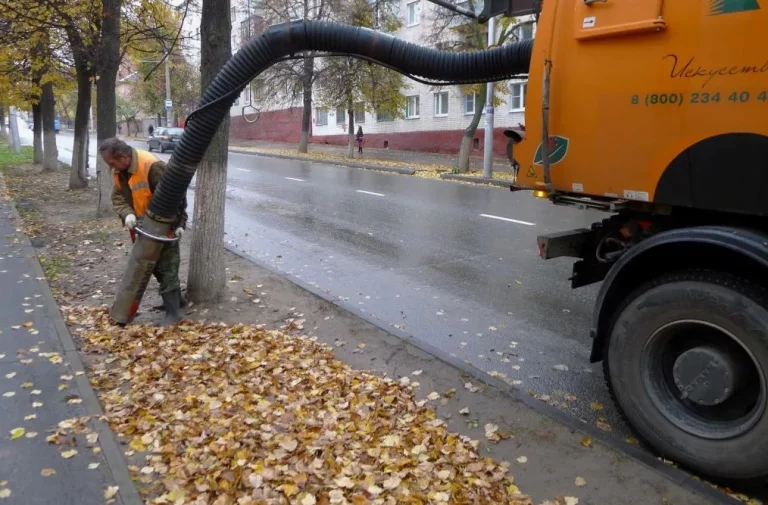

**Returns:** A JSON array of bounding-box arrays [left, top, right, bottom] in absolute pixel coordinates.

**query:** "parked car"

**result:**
[[148, 127, 184, 153], [54, 119, 60, 134]]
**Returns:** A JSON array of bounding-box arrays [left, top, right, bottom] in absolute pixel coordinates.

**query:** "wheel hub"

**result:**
[[673, 346, 741, 406]]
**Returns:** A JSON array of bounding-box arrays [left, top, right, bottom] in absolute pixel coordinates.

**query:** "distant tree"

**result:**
[[315, 0, 405, 158], [426, 3, 531, 172]]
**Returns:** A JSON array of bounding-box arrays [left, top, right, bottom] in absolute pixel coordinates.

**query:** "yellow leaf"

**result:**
[[589, 402, 603, 411], [41, 468, 56, 477], [281, 483, 298, 496], [581, 436, 592, 448], [61, 449, 78, 459], [129, 438, 145, 452], [10, 427, 24, 440], [104, 486, 119, 499], [32, 402, 43, 408], [166, 488, 185, 501]]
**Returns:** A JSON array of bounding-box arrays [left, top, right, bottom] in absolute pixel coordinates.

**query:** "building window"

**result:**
[[509, 81, 527, 111], [406, 0, 421, 26], [514, 22, 534, 41], [244, 83, 252, 105], [463, 93, 475, 115], [377, 108, 393, 122], [336, 107, 346, 125], [230, 6, 237, 22], [354, 105, 365, 124], [240, 19, 250, 45], [316, 107, 328, 126], [405, 95, 420, 118], [433, 92, 449, 116]]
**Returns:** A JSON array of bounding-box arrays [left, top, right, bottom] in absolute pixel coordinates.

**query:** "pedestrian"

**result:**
[[117, 124, 122, 135], [148, 124, 154, 137], [356, 125, 364, 155], [98, 137, 187, 325]]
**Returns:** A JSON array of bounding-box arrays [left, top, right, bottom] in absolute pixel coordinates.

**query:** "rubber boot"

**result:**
[[153, 291, 187, 311], [160, 289, 182, 325]]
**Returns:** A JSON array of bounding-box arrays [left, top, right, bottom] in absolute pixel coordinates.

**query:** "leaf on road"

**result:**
[[104, 486, 119, 500], [88, 462, 100, 470], [459, 407, 470, 415], [23, 414, 35, 421], [61, 450, 77, 459], [30, 390, 41, 395], [9, 428, 24, 440], [2, 392, 14, 398], [564, 497, 579, 505], [41, 468, 56, 477], [32, 402, 43, 408], [581, 436, 593, 448], [4, 373, 15, 379], [427, 391, 440, 401], [0, 489, 10, 498], [589, 402, 603, 411], [411, 370, 423, 376], [575, 476, 587, 487], [516, 456, 528, 464], [553, 364, 569, 372]]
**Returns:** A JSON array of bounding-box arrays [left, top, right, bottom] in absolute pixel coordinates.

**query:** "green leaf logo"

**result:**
[[533, 136, 570, 166], [709, 0, 760, 15]]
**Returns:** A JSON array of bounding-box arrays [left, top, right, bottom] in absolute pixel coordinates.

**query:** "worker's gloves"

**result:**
[[124, 214, 137, 230], [174, 227, 184, 238]]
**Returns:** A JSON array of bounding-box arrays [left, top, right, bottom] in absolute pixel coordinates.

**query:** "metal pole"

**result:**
[[482, 16, 496, 179], [165, 58, 172, 127], [8, 106, 21, 153]]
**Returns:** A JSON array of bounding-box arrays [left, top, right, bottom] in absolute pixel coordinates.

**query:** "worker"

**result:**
[[98, 137, 187, 325]]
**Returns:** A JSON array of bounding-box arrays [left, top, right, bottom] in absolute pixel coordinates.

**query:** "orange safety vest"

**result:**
[[113, 149, 158, 217]]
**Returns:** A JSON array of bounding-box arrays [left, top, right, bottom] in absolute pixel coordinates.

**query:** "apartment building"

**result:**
[[228, 1, 534, 156]]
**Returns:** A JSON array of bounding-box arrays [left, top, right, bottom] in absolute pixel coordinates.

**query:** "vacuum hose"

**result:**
[[110, 19, 533, 323]]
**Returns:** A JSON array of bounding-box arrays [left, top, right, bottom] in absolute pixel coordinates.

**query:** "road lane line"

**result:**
[[356, 190, 386, 197], [285, 177, 305, 182], [236, 168, 250, 172], [479, 213, 536, 226]]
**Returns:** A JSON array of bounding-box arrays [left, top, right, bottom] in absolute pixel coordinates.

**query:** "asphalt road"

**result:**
[[22, 129, 629, 439]]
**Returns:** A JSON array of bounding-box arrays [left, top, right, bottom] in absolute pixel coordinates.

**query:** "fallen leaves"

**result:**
[[60, 449, 78, 459], [41, 468, 56, 477], [575, 476, 587, 487], [516, 456, 528, 464], [580, 436, 593, 448], [553, 364, 569, 372], [104, 486, 119, 500], [66, 306, 532, 505], [9, 427, 24, 440], [0, 489, 10, 498]]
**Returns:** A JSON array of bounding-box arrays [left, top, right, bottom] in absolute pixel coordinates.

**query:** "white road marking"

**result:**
[[285, 177, 305, 182], [236, 168, 250, 172], [356, 190, 386, 197], [479, 213, 536, 226]]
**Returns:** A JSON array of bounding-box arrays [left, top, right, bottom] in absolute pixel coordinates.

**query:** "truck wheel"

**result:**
[[605, 270, 768, 480]]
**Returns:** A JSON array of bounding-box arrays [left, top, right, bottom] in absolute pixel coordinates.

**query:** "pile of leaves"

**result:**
[[66, 305, 532, 505]]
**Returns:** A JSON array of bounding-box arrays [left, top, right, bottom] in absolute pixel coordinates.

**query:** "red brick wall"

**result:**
[[311, 127, 517, 157], [230, 108, 519, 158], [230, 107, 304, 143]]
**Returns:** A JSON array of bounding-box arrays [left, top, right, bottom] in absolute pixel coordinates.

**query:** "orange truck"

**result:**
[[503, 0, 768, 481]]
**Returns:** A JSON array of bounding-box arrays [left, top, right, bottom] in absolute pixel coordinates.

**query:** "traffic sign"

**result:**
[[165, 99, 172, 110]]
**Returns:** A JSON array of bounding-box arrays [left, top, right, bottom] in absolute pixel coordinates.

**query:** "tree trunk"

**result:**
[[41, 82, 58, 171], [32, 104, 44, 164], [187, 0, 231, 304], [95, 0, 122, 216], [70, 71, 91, 189], [298, 54, 313, 153], [0, 104, 6, 139], [456, 84, 487, 173]]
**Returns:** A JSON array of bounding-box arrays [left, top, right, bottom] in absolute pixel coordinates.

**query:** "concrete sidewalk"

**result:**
[[0, 175, 139, 504], [125, 135, 513, 172]]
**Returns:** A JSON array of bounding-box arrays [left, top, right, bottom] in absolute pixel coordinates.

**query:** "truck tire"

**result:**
[[605, 270, 768, 480]]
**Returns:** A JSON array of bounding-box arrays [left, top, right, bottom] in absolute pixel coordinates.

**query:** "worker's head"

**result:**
[[98, 137, 132, 172]]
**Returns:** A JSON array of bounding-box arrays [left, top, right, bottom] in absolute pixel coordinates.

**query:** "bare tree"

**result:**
[[187, 0, 231, 303], [426, 4, 529, 172]]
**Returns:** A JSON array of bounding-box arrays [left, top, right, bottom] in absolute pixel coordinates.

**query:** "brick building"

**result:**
[[228, 1, 534, 156]]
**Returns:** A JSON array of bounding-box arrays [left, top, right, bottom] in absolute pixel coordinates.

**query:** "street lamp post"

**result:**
[[141, 59, 173, 127]]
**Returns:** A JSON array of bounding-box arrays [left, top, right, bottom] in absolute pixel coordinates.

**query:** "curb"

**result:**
[[440, 173, 515, 188], [228, 149, 416, 175], [222, 242, 737, 505], [0, 172, 143, 505]]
